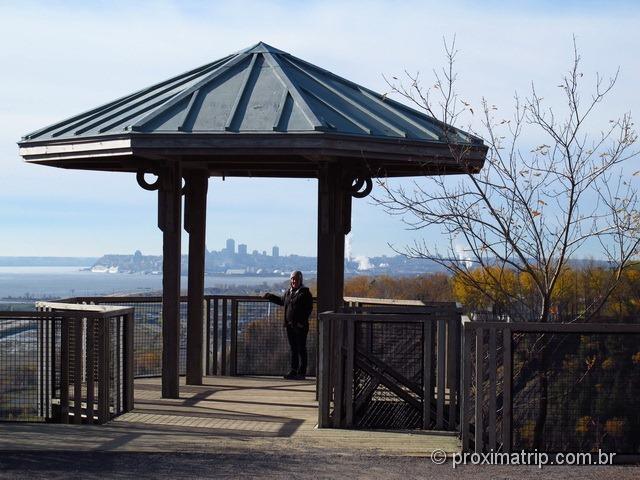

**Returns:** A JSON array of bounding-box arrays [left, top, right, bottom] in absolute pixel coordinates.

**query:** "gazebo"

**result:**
[[18, 42, 486, 399]]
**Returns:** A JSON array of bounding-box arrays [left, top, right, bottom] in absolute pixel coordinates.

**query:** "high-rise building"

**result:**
[[238, 243, 247, 255], [272, 246, 279, 258], [226, 238, 235, 254]]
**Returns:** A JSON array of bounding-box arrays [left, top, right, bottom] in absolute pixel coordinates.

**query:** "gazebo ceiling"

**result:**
[[18, 42, 486, 178]]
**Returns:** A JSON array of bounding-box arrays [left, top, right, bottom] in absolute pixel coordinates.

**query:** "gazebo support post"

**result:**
[[185, 171, 209, 385], [158, 163, 182, 398], [317, 162, 347, 314], [317, 162, 350, 427]]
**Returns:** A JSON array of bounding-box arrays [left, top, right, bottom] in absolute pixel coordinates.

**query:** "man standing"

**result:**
[[263, 271, 313, 380]]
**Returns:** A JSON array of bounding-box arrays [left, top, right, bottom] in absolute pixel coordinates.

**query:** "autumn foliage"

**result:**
[[344, 273, 454, 303]]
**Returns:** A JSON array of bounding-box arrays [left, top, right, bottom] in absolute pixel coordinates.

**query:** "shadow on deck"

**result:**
[[0, 376, 460, 457]]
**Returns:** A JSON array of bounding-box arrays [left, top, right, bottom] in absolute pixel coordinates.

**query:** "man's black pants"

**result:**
[[286, 325, 308, 375]]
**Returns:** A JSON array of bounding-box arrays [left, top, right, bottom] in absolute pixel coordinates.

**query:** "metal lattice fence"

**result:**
[[214, 298, 318, 376], [64, 297, 187, 377], [0, 316, 44, 421], [353, 321, 423, 429], [462, 322, 640, 456], [1, 308, 133, 423], [512, 332, 640, 454]]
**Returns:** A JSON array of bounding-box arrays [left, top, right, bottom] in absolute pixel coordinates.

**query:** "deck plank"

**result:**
[[0, 376, 460, 457]]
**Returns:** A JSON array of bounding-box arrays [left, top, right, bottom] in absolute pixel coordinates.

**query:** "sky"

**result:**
[[1, 0, 639, 258]]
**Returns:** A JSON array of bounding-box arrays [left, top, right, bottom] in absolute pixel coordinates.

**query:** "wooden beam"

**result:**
[[316, 162, 346, 314], [158, 163, 182, 398], [184, 170, 208, 385]]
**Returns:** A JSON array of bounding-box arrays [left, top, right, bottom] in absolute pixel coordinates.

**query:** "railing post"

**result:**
[[205, 297, 211, 375], [60, 317, 70, 424], [318, 313, 331, 428], [230, 299, 238, 376], [213, 298, 219, 375], [461, 323, 473, 452], [221, 299, 228, 375], [503, 325, 512, 453], [73, 316, 83, 424], [86, 317, 95, 423], [332, 316, 344, 427], [423, 318, 433, 429], [51, 317, 57, 421], [97, 317, 111, 424], [475, 326, 485, 453], [436, 317, 446, 429], [447, 314, 459, 430], [123, 310, 134, 413], [344, 318, 355, 427], [488, 327, 497, 451]]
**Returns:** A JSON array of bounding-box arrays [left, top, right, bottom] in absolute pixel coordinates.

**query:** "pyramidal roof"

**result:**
[[22, 42, 480, 144]]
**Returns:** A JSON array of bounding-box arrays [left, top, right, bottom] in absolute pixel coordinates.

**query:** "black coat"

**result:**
[[265, 286, 313, 328]]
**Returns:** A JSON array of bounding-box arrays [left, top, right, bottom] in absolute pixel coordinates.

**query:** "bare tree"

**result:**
[[378, 38, 640, 324]]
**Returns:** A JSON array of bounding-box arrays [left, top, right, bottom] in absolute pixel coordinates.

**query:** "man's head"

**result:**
[[290, 270, 303, 290]]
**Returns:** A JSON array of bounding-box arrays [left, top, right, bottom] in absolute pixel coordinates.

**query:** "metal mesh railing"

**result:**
[[1, 308, 133, 424], [64, 297, 187, 377], [0, 316, 45, 421], [353, 321, 423, 429], [235, 299, 317, 376], [512, 332, 640, 454], [462, 322, 640, 455]]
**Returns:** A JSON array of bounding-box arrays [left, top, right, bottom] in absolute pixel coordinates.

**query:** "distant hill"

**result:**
[[0, 257, 97, 267]]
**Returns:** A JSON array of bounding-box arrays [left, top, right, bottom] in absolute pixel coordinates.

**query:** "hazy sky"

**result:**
[[1, 0, 639, 258]]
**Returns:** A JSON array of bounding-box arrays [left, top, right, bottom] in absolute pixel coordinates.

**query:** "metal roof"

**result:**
[[19, 42, 486, 177]]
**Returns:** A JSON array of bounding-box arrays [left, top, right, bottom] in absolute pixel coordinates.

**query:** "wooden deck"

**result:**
[[0, 376, 460, 457]]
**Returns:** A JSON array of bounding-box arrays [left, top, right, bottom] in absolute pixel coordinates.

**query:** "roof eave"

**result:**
[[19, 132, 486, 177]]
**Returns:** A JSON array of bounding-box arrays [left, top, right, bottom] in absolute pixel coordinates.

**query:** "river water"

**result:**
[[0, 266, 290, 300]]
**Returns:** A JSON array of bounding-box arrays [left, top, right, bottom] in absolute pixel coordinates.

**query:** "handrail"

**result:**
[[37, 301, 134, 317], [463, 320, 640, 333]]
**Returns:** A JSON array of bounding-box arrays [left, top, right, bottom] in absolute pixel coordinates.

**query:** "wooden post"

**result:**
[[461, 325, 473, 452], [503, 326, 512, 453], [488, 327, 497, 450], [344, 318, 355, 427], [230, 299, 238, 376], [318, 313, 331, 428], [316, 162, 347, 314], [436, 318, 446, 429], [123, 310, 134, 412], [475, 327, 485, 452], [158, 163, 182, 398], [185, 171, 208, 385], [73, 317, 82, 424], [97, 318, 111, 424], [86, 317, 95, 423], [60, 318, 69, 424], [423, 319, 433, 429]]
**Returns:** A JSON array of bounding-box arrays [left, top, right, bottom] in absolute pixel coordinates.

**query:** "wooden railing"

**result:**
[[461, 320, 640, 459], [318, 303, 462, 430], [62, 295, 318, 378], [0, 304, 134, 424]]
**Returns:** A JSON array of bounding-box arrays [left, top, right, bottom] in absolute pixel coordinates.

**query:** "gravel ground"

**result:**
[[0, 452, 638, 480]]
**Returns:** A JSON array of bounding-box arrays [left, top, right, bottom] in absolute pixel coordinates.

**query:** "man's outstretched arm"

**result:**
[[263, 292, 284, 306]]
